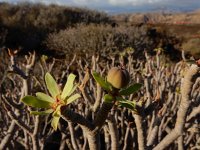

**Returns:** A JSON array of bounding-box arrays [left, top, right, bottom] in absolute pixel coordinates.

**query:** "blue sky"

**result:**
[[1, 0, 200, 13]]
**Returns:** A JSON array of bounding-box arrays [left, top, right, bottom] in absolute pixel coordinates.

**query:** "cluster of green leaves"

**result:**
[[21, 69, 141, 131], [92, 71, 142, 112], [21, 73, 80, 130]]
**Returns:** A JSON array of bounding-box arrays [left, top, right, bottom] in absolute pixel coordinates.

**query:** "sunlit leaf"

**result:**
[[119, 83, 142, 96], [36, 92, 54, 103], [52, 105, 61, 117], [66, 93, 81, 105], [51, 115, 60, 130], [61, 74, 76, 100], [119, 100, 136, 111], [45, 72, 60, 99], [51, 105, 61, 130], [103, 94, 114, 103], [21, 95, 52, 108], [67, 84, 78, 97], [41, 55, 48, 61], [175, 87, 181, 94], [92, 71, 111, 92], [30, 109, 53, 115]]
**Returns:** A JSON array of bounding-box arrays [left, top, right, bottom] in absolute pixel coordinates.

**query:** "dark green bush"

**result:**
[[0, 2, 110, 31], [0, 2, 110, 51]]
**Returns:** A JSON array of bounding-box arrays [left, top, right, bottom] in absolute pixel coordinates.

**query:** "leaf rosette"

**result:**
[[21, 72, 81, 130]]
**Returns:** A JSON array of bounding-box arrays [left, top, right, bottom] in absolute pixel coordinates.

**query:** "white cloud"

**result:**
[[72, 0, 99, 5], [108, 0, 167, 6], [1, 0, 200, 13], [4, 0, 62, 5], [76, 0, 98, 2], [35, 0, 60, 5], [3, 0, 197, 7]]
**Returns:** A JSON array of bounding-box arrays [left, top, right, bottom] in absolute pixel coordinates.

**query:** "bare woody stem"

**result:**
[[61, 101, 114, 150], [133, 113, 147, 150], [61, 106, 100, 150], [0, 120, 16, 150], [93, 102, 114, 133], [61, 106, 94, 131], [108, 113, 119, 150], [153, 64, 200, 150], [67, 121, 79, 150]]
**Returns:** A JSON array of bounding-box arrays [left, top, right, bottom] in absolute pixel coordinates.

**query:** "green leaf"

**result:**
[[45, 72, 60, 99], [92, 71, 111, 92], [119, 100, 136, 111], [21, 95, 52, 108], [30, 109, 53, 115], [41, 55, 48, 61], [67, 84, 78, 97], [119, 83, 142, 96], [185, 60, 196, 65], [36, 92, 55, 103], [51, 115, 60, 130], [61, 74, 76, 100], [51, 105, 61, 130], [52, 105, 61, 116], [65, 93, 81, 105], [103, 94, 114, 103], [116, 96, 126, 101]]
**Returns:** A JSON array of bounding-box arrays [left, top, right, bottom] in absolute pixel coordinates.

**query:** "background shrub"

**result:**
[[182, 38, 200, 59], [0, 2, 110, 51], [45, 23, 181, 60]]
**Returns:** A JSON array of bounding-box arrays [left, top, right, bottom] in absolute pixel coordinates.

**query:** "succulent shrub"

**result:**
[[92, 67, 142, 112], [21, 72, 81, 130]]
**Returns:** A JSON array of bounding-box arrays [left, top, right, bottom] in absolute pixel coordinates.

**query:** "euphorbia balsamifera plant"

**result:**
[[21, 72, 81, 130], [92, 66, 142, 112]]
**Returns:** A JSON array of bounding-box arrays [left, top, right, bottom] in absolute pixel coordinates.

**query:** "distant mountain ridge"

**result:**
[[112, 9, 200, 24]]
